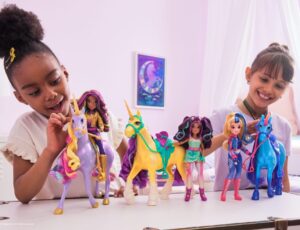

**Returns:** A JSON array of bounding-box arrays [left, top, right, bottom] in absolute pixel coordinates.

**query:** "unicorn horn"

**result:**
[[265, 112, 271, 125], [72, 95, 80, 115], [124, 100, 134, 120]]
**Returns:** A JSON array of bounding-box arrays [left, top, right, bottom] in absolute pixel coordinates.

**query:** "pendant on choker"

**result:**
[[242, 99, 268, 120]]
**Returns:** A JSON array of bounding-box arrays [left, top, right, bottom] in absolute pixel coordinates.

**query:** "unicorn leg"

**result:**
[[252, 165, 261, 201], [275, 144, 285, 196], [275, 177, 283, 195], [82, 171, 99, 208], [160, 165, 174, 200], [148, 169, 159, 206], [267, 169, 274, 198], [54, 181, 71, 215], [124, 164, 141, 205]]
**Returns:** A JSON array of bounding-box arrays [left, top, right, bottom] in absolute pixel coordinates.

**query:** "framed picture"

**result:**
[[135, 53, 165, 109]]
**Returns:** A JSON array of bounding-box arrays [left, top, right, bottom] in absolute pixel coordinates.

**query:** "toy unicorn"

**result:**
[[120, 102, 186, 205], [246, 113, 286, 200], [50, 98, 114, 214]]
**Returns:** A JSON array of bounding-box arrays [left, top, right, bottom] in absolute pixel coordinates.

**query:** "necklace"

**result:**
[[242, 99, 267, 120]]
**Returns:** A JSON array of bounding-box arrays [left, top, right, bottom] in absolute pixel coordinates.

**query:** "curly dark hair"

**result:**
[[0, 4, 59, 86], [173, 116, 213, 149]]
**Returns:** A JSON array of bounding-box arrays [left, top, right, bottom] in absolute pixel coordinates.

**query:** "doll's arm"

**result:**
[[202, 133, 226, 156], [173, 139, 189, 146], [96, 112, 105, 131], [241, 146, 251, 156]]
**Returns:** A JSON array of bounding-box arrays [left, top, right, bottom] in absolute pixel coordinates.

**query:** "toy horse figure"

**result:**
[[120, 102, 186, 206], [50, 98, 114, 214], [247, 113, 286, 200]]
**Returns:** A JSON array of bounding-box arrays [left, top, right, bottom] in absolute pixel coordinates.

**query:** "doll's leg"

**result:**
[[220, 156, 234, 201], [184, 163, 193, 201], [196, 162, 207, 201], [95, 139, 106, 181], [233, 155, 242, 200]]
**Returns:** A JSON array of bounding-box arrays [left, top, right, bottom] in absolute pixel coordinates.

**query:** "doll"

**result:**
[[77, 90, 110, 181], [220, 112, 252, 201], [174, 116, 213, 202]]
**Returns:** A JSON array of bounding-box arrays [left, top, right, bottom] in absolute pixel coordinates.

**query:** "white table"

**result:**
[[0, 190, 300, 230]]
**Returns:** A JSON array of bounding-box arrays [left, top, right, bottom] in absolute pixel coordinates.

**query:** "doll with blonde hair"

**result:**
[[220, 112, 252, 201]]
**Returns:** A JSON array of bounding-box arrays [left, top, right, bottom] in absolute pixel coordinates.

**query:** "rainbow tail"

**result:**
[[50, 148, 77, 184]]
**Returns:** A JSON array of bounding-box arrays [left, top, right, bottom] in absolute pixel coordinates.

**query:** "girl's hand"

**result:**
[[46, 113, 70, 158], [247, 119, 259, 134]]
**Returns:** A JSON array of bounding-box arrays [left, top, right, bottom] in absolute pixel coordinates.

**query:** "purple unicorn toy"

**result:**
[[50, 98, 114, 215]]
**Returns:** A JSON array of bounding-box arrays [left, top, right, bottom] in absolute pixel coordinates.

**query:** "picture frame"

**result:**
[[135, 53, 165, 109]]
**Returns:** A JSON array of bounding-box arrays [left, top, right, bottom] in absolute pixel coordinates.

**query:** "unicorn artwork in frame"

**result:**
[[135, 53, 165, 109]]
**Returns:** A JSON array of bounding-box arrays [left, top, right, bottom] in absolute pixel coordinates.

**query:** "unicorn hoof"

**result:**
[[160, 193, 169, 200], [95, 192, 104, 199], [92, 202, 99, 208], [125, 197, 135, 205], [275, 188, 282, 195], [267, 190, 274, 198], [147, 200, 157, 206], [124, 190, 135, 204], [102, 198, 110, 205], [54, 208, 64, 215], [251, 191, 259, 201]]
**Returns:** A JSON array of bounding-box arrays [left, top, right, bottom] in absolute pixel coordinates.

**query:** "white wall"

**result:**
[[0, 0, 207, 137]]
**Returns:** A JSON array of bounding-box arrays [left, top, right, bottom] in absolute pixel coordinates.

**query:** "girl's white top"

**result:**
[[1, 111, 124, 199]]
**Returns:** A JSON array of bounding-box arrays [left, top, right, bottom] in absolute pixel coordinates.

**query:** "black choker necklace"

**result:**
[[243, 99, 268, 120]]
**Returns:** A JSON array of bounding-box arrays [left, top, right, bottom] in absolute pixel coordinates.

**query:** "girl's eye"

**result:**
[[237, 125, 241, 129], [274, 83, 285, 90], [28, 89, 40, 96], [260, 77, 269, 83], [50, 77, 61, 86]]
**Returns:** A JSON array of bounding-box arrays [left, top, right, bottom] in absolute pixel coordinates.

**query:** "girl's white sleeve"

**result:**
[[0, 117, 39, 164]]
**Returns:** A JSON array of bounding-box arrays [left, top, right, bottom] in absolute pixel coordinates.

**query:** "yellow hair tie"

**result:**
[[9, 47, 16, 63], [5, 47, 16, 69]]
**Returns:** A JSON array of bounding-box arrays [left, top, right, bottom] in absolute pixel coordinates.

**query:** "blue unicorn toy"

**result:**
[[247, 113, 286, 200]]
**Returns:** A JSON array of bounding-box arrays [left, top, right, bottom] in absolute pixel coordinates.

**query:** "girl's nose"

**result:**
[[45, 89, 58, 101]]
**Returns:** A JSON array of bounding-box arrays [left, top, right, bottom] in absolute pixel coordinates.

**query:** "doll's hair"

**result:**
[[77, 90, 109, 130], [222, 112, 252, 150], [223, 113, 245, 139], [0, 4, 59, 87], [174, 116, 213, 149], [250, 43, 294, 82]]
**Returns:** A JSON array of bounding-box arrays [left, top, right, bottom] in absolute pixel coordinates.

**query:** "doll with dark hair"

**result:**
[[174, 116, 213, 202], [78, 90, 110, 181]]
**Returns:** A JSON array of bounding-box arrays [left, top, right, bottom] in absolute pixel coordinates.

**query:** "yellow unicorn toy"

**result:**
[[120, 102, 186, 205]]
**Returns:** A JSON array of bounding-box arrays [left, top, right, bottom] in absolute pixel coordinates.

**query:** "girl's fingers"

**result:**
[[49, 113, 71, 127]]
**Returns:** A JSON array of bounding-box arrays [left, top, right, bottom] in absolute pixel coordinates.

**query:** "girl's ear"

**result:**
[[245, 66, 252, 82], [13, 91, 28, 105]]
